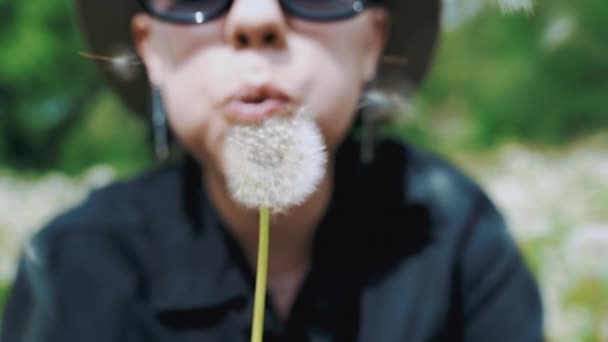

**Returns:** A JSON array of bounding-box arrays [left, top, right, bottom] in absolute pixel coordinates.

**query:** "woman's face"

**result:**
[[133, 0, 388, 173]]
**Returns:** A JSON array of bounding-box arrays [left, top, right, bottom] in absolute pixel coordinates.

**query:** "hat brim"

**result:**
[[75, 0, 440, 118]]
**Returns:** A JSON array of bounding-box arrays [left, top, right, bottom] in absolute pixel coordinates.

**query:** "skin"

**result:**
[[132, 0, 388, 319]]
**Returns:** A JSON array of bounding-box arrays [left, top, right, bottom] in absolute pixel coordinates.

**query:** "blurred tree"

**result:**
[[0, 0, 99, 168], [413, 0, 608, 149]]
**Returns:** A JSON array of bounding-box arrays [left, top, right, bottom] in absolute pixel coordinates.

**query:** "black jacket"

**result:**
[[1, 138, 543, 341]]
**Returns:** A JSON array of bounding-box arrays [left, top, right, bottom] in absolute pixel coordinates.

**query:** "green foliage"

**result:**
[[57, 90, 154, 177], [0, 283, 9, 322], [564, 277, 608, 341], [0, 0, 97, 168], [0, 0, 155, 175], [412, 0, 608, 150]]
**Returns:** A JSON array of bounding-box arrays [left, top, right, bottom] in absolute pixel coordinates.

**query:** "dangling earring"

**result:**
[[358, 89, 378, 165], [358, 55, 412, 164], [151, 85, 169, 161], [358, 87, 412, 165], [358, 88, 395, 165]]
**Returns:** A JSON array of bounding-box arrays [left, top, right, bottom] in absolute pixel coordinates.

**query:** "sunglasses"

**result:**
[[136, 0, 382, 24]]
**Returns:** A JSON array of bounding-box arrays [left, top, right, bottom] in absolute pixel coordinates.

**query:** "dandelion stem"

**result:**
[[251, 206, 270, 342], [78, 51, 115, 62]]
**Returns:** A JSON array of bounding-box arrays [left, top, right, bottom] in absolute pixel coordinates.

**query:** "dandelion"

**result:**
[[222, 107, 327, 212], [222, 106, 327, 342], [79, 49, 141, 81]]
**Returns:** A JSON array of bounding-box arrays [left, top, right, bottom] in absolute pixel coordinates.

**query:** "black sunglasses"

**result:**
[[136, 0, 381, 24]]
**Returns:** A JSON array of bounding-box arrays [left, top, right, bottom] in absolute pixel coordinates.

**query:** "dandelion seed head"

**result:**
[[108, 48, 141, 81], [223, 107, 327, 212]]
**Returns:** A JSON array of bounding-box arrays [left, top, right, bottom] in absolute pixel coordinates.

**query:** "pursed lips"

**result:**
[[223, 84, 294, 124]]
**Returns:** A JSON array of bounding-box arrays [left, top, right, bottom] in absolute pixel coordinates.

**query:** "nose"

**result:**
[[224, 0, 287, 49]]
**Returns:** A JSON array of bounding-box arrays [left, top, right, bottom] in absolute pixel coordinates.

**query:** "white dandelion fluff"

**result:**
[[222, 107, 327, 212], [497, 0, 534, 14]]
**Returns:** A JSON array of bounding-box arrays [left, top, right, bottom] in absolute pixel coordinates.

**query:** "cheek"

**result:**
[[160, 49, 236, 167], [292, 36, 366, 151], [308, 67, 361, 150]]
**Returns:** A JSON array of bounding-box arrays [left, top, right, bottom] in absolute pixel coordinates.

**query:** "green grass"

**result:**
[[0, 282, 11, 322], [564, 277, 608, 341]]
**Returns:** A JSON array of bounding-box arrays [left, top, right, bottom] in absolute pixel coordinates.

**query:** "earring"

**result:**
[[357, 56, 414, 164], [151, 85, 169, 161], [358, 87, 412, 165], [358, 89, 391, 165], [359, 93, 376, 165]]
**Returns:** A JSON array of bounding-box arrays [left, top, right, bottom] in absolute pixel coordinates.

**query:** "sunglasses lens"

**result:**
[[141, 0, 367, 23], [145, 0, 229, 21], [284, 0, 365, 20]]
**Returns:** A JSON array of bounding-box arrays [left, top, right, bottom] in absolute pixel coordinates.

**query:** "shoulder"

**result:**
[[376, 139, 502, 238], [333, 137, 510, 270], [393, 140, 532, 284], [335, 137, 504, 239], [404, 142, 495, 223], [29, 159, 195, 260], [2, 163, 195, 341], [363, 140, 543, 341]]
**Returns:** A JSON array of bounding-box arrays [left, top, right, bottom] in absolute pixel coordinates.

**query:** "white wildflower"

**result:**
[[83, 165, 117, 189], [564, 224, 608, 280], [442, 0, 484, 31], [543, 15, 575, 50], [222, 107, 327, 212], [497, 0, 534, 14]]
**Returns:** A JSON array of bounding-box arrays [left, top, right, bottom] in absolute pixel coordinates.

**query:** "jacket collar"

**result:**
[[144, 156, 251, 312]]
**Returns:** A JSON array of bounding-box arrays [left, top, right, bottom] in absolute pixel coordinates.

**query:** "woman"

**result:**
[[1, 0, 543, 341]]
